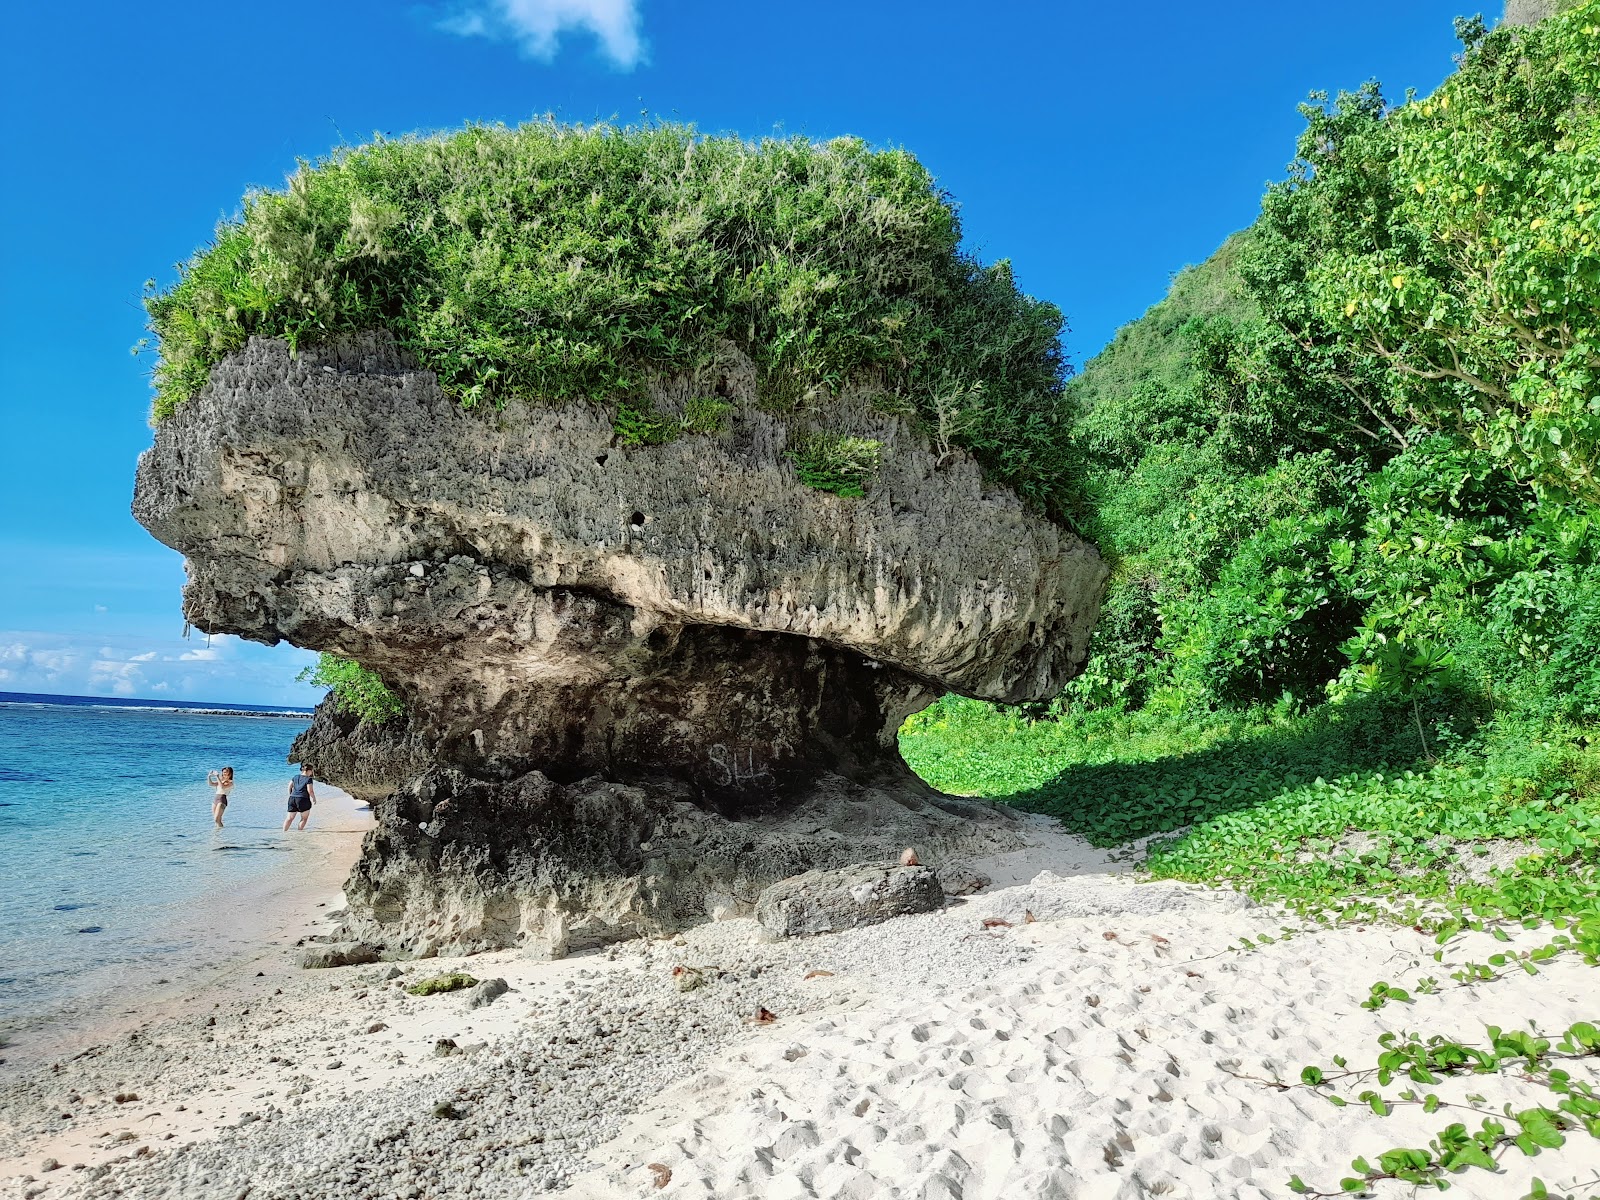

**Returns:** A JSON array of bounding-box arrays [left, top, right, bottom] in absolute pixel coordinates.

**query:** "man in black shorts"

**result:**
[[283, 764, 317, 831]]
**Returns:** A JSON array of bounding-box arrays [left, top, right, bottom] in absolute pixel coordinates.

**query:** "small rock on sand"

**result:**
[[299, 943, 383, 970], [756, 864, 944, 938], [465, 977, 509, 1009], [936, 865, 991, 896]]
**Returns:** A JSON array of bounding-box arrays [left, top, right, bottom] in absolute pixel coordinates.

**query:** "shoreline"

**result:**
[[2, 815, 1597, 1199], [0, 788, 370, 1076], [0, 693, 314, 719]]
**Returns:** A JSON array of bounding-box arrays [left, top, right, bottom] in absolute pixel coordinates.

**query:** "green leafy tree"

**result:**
[[1292, 6, 1600, 501]]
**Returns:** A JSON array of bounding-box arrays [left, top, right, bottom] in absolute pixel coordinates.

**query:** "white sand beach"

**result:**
[[2, 816, 1595, 1200]]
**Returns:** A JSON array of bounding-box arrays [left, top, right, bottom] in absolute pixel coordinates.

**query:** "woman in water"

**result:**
[[207, 766, 234, 827], [283, 764, 316, 831]]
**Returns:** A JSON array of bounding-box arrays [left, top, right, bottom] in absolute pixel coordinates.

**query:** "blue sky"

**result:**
[[0, 0, 1478, 705]]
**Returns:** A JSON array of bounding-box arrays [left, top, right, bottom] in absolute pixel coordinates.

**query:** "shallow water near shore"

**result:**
[[0, 699, 372, 1038]]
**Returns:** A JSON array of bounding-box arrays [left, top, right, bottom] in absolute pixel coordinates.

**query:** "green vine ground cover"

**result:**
[[900, 694, 1600, 1196], [900, 695, 1600, 929]]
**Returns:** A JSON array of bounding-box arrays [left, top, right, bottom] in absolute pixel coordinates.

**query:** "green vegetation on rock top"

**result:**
[[297, 653, 402, 724], [146, 122, 1075, 517]]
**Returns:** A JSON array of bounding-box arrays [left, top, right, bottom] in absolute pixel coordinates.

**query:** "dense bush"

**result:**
[[901, 5, 1600, 948], [296, 653, 402, 724], [1047, 4, 1600, 724], [146, 123, 1077, 516]]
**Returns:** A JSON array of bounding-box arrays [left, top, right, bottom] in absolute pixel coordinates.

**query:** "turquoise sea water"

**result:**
[[0, 695, 367, 1031]]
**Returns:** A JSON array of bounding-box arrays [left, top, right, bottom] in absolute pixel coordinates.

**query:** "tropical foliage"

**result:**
[[1023, 5, 1600, 731], [296, 652, 402, 724], [903, 2, 1600, 937]]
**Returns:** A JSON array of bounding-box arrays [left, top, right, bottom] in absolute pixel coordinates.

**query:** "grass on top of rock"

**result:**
[[145, 121, 1077, 521]]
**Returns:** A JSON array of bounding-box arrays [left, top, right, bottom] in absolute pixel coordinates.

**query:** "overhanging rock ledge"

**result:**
[[133, 332, 1108, 956]]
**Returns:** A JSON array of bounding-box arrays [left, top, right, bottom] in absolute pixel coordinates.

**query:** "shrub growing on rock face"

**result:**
[[297, 652, 402, 723], [145, 122, 1077, 518]]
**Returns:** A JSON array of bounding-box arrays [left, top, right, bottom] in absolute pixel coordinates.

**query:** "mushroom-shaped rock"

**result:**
[[131, 126, 1107, 955]]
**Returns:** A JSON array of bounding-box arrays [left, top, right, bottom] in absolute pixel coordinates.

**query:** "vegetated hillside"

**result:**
[[904, 4, 1600, 924], [144, 125, 1077, 519]]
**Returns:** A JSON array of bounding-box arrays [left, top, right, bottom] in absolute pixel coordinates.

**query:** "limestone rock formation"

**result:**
[[288, 699, 432, 805], [134, 332, 1106, 956]]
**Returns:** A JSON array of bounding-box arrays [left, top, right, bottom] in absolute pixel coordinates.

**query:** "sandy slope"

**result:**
[[566, 897, 1600, 1200], [2, 816, 1596, 1200]]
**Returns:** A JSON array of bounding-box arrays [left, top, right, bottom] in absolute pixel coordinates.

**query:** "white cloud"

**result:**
[[0, 631, 321, 708], [27, 647, 81, 682], [90, 659, 147, 694], [439, 0, 645, 69]]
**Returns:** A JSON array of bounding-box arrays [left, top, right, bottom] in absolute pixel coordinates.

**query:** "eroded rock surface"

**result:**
[[342, 765, 1028, 957], [1504, 0, 1562, 25], [299, 942, 382, 970], [133, 332, 1106, 955], [755, 864, 947, 939], [289, 698, 431, 804]]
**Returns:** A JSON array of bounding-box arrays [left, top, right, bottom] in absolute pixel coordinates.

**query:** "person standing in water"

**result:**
[[283, 765, 316, 831], [207, 766, 234, 828]]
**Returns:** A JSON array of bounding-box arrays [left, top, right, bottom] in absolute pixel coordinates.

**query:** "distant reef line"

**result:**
[[0, 691, 313, 718]]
